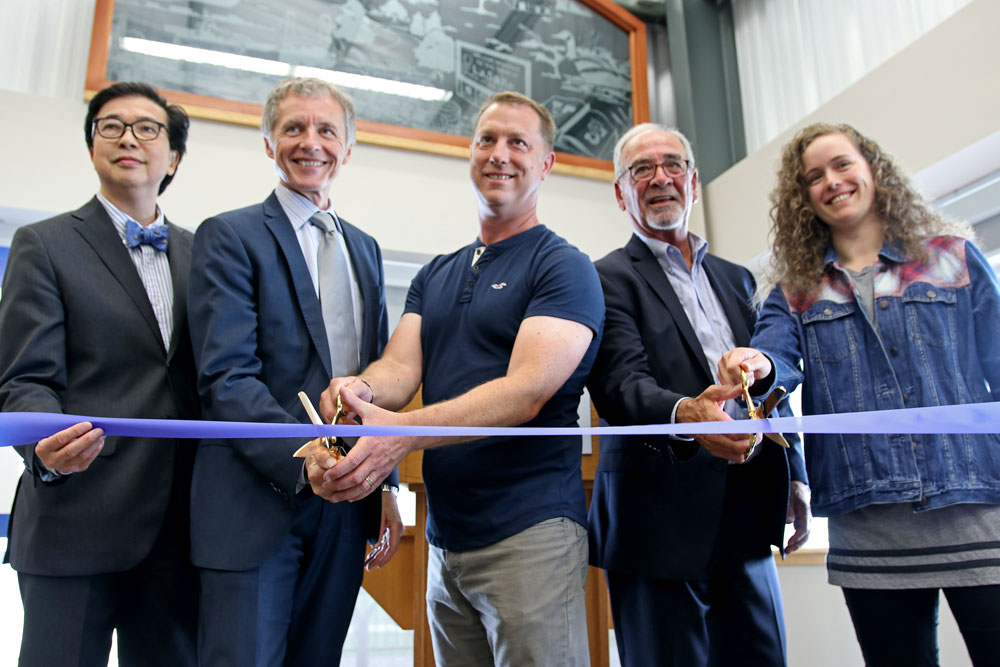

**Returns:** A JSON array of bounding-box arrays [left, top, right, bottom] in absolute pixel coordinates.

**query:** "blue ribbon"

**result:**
[[1, 401, 999, 447]]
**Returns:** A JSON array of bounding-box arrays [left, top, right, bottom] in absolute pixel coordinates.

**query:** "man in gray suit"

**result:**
[[0, 82, 199, 666]]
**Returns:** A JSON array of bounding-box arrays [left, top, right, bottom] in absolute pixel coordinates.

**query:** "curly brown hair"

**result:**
[[765, 122, 973, 293]]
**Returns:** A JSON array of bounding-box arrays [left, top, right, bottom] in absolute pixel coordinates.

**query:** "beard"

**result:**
[[644, 207, 685, 231]]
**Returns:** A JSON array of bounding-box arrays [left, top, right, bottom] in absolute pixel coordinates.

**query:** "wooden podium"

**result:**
[[361, 424, 610, 666]]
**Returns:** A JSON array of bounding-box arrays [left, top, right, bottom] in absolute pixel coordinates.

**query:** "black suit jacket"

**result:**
[[587, 234, 807, 581], [0, 197, 199, 575], [187, 192, 393, 571]]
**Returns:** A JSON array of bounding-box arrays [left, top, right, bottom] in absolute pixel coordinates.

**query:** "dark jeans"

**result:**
[[843, 585, 1000, 667]]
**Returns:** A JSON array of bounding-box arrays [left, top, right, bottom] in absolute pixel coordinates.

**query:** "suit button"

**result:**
[[714, 460, 727, 471]]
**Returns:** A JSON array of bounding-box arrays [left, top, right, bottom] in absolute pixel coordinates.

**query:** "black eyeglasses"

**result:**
[[92, 117, 167, 142], [621, 158, 691, 182]]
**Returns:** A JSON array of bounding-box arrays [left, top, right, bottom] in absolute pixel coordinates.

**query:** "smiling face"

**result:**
[[469, 102, 555, 222], [801, 132, 879, 236], [265, 92, 352, 209], [89, 95, 178, 205], [614, 129, 698, 239]]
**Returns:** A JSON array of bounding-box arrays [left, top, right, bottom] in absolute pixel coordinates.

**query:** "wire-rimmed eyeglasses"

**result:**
[[620, 158, 691, 182], [92, 117, 167, 142]]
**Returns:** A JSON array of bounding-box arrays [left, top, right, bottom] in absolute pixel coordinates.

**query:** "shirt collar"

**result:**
[[97, 192, 165, 240], [635, 229, 708, 269], [275, 183, 341, 233]]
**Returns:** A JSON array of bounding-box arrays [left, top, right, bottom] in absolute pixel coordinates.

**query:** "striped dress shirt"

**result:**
[[97, 193, 174, 349]]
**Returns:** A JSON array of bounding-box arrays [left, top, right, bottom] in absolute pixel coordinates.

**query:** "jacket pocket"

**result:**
[[902, 284, 956, 348], [801, 301, 857, 362]]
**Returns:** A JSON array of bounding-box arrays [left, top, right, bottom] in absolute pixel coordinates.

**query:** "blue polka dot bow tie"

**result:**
[[124, 219, 169, 252]]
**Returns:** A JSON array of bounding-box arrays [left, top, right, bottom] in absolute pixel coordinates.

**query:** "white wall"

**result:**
[[704, 0, 1000, 264]]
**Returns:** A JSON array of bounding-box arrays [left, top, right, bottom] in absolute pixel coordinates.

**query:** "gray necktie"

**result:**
[[309, 212, 360, 376]]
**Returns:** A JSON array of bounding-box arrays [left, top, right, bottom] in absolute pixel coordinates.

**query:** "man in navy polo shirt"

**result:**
[[307, 91, 604, 666]]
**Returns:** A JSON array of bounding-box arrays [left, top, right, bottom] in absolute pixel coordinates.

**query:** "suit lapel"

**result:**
[[165, 219, 191, 361], [703, 257, 752, 347], [626, 235, 715, 384], [261, 193, 333, 377], [72, 197, 165, 354]]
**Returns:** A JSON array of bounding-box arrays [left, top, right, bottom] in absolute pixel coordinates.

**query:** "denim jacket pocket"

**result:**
[[801, 301, 858, 362], [902, 283, 957, 348]]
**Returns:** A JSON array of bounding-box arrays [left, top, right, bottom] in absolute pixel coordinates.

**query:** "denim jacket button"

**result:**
[[927, 289, 937, 299], [902, 393, 909, 402], [823, 308, 833, 317], [912, 441, 918, 451], [879, 300, 889, 310], [890, 346, 899, 356]]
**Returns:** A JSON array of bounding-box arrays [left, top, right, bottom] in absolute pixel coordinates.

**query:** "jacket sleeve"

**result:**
[[0, 226, 67, 472], [187, 215, 305, 497], [967, 240, 1000, 402]]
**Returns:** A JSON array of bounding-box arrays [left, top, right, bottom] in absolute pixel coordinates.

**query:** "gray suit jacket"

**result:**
[[0, 197, 200, 575]]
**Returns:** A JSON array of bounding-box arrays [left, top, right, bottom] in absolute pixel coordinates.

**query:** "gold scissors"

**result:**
[[739, 369, 790, 460], [293, 391, 351, 459]]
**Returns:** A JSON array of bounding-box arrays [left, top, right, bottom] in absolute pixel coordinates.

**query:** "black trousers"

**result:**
[[17, 517, 197, 667], [843, 584, 1000, 667]]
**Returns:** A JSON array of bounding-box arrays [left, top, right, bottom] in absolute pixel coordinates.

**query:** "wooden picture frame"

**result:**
[[86, 0, 648, 179]]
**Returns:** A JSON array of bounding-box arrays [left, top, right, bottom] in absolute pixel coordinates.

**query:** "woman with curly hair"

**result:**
[[719, 123, 1000, 666]]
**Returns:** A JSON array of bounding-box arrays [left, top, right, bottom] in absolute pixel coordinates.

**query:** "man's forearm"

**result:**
[[403, 370, 551, 449], [360, 356, 422, 412]]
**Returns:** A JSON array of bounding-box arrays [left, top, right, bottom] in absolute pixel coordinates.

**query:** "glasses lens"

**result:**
[[96, 119, 125, 139], [133, 121, 162, 140], [631, 164, 654, 180], [664, 160, 686, 177]]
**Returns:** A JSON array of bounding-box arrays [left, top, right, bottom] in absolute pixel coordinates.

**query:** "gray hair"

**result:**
[[261, 77, 356, 148], [612, 123, 695, 179]]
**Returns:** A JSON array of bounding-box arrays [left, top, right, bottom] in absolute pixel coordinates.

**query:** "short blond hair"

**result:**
[[473, 91, 555, 152]]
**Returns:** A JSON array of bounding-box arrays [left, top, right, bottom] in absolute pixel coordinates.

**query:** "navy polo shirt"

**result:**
[[405, 224, 604, 551]]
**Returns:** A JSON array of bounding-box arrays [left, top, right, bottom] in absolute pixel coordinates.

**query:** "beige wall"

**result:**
[[704, 0, 1000, 264]]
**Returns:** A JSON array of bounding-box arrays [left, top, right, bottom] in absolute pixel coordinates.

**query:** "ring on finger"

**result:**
[[363, 474, 374, 490]]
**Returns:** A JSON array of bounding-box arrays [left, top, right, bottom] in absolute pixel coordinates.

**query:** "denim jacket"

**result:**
[[753, 236, 1000, 517]]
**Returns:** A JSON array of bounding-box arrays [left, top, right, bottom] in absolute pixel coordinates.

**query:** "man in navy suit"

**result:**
[[587, 124, 811, 666], [187, 77, 401, 666], [0, 82, 198, 666]]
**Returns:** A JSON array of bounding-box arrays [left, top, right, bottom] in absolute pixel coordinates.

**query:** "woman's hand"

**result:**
[[718, 347, 772, 387]]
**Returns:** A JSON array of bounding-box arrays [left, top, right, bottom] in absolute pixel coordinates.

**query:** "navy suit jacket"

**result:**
[[587, 234, 807, 581], [0, 197, 199, 575], [187, 191, 393, 571]]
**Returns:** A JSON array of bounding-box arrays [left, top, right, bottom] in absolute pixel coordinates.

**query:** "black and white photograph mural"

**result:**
[[102, 0, 636, 160]]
